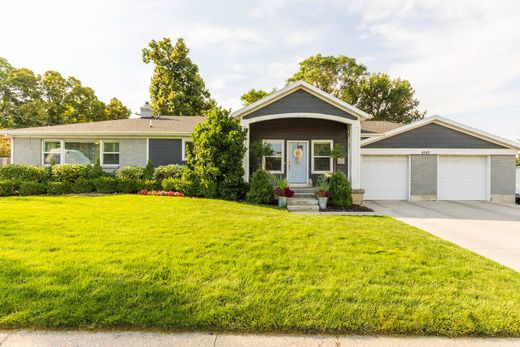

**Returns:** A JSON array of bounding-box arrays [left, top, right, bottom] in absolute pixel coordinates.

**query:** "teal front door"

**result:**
[[287, 141, 308, 185]]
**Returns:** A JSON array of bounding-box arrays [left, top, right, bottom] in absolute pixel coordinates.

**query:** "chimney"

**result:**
[[140, 102, 153, 118]]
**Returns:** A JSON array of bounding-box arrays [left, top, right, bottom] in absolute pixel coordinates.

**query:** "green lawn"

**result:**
[[1, 195, 520, 336]]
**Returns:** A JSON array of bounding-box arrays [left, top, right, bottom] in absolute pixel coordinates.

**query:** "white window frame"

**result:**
[[311, 140, 333, 174], [182, 138, 194, 161], [262, 139, 284, 174], [100, 140, 120, 167], [41, 139, 120, 167]]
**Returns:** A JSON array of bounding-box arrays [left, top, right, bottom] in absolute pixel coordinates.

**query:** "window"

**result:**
[[262, 139, 284, 173], [43, 141, 61, 165], [42, 140, 119, 166], [182, 139, 194, 161], [102, 142, 119, 166], [312, 140, 333, 174]]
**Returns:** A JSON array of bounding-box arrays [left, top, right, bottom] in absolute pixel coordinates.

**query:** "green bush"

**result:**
[[93, 177, 118, 194], [19, 181, 46, 196], [52, 164, 91, 183], [46, 182, 72, 195], [153, 164, 185, 181], [141, 179, 161, 191], [89, 159, 104, 178], [0, 165, 46, 182], [329, 172, 352, 207], [116, 166, 144, 180], [71, 178, 95, 194], [143, 160, 154, 180], [0, 180, 17, 196], [246, 169, 274, 204], [117, 178, 142, 194]]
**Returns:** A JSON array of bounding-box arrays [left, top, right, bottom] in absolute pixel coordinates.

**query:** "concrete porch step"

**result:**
[[293, 192, 316, 199], [287, 205, 320, 212], [287, 198, 318, 206]]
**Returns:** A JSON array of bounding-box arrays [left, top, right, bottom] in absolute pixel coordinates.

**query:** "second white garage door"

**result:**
[[362, 156, 408, 200], [438, 156, 488, 200]]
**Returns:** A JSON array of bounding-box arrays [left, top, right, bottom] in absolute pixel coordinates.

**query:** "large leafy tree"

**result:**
[[188, 106, 247, 200], [0, 57, 131, 129], [240, 89, 271, 106], [242, 54, 425, 124], [142, 37, 212, 116]]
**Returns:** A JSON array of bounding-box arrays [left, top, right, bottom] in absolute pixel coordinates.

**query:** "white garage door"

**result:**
[[362, 156, 408, 200], [438, 156, 488, 200]]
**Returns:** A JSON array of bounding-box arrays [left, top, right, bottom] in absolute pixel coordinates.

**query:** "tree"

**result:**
[[240, 89, 271, 106], [104, 98, 131, 120], [0, 57, 131, 129], [188, 106, 247, 200], [142, 37, 212, 116], [244, 53, 426, 124]]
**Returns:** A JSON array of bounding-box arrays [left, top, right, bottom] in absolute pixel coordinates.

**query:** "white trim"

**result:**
[[408, 154, 412, 200], [240, 113, 358, 126], [145, 138, 149, 163], [361, 115, 520, 150], [41, 139, 121, 167], [10, 137, 14, 164], [243, 124, 250, 182], [311, 139, 333, 174], [286, 140, 309, 184], [361, 148, 517, 155], [231, 80, 372, 121], [350, 123, 361, 189], [181, 138, 194, 161], [101, 140, 120, 167], [7, 131, 192, 138], [262, 139, 285, 174], [486, 155, 491, 201]]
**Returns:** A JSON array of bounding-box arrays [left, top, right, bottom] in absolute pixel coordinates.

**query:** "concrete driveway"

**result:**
[[364, 201, 520, 272]]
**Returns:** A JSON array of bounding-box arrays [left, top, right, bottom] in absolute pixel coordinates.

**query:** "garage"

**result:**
[[438, 156, 488, 200], [361, 156, 408, 200]]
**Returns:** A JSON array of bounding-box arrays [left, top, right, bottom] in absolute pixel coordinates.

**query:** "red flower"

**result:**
[[275, 187, 294, 197]]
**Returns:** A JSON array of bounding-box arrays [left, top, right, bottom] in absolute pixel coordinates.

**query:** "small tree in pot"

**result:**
[[315, 178, 331, 210], [274, 178, 294, 207]]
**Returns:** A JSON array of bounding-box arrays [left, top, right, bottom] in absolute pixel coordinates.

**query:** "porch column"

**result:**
[[241, 120, 250, 182], [350, 121, 361, 189]]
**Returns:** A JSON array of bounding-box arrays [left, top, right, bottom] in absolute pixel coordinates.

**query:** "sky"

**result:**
[[1, 0, 519, 141]]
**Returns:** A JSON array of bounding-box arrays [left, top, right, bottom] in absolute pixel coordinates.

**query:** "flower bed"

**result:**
[[321, 204, 373, 212], [137, 190, 184, 197]]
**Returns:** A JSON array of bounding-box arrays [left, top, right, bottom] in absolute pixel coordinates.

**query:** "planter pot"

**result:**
[[317, 196, 328, 210], [278, 196, 288, 207]]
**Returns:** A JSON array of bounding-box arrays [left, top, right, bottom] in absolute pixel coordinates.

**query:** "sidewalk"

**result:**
[[1, 330, 520, 347]]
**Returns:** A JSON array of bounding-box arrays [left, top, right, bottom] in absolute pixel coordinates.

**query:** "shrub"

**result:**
[[89, 159, 104, 178], [93, 177, 118, 194], [0, 180, 17, 196], [246, 169, 274, 204], [0, 164, 46, 182], [143, 160, 154, 180], [141, 179, 161, 191], [153, 164, 185, 181], [46, 182, 72, 195], [329, 172, 352, 207], [116, 166, 144, 180], [72, 178, 95, 194], [161, 177, 199, 196], [117, 178, 142, 194], [52, 164, 91, 183], [19, 181, 46, 196]]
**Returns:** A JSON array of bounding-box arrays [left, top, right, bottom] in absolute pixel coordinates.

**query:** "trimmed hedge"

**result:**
[[52, 164, 91, 183], [72, 178, 95, 194], [19, 181, 46, 196], [0, 165, 46, 182], [153, 165, 185, 181], [116, 166, 144, 180], [47, 182, 72, 195], [0, 180, 17, 196], [117, 178, 142, 194], [93, 177, 118, 194]]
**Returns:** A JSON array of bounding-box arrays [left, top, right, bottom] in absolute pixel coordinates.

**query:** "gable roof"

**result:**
[[231, 80, 372, 121], [361, 115, 520, 150], [361, 121, 402, 134], [4, 116, 206, 137]]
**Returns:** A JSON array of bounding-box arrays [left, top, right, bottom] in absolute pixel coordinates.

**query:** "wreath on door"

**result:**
[[293, 145, 304, 164]]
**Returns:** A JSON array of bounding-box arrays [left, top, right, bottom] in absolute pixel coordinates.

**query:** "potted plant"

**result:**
[[315, 178, 330, 210], [274, 178, 294, 207]]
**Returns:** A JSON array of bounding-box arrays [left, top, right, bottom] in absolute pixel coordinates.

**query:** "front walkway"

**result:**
[[1, 330, 520, 346], [365, 200, 520, 272]]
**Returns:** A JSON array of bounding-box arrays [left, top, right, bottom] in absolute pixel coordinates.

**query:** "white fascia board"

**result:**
[[231, 80, 372, 121], [361, 148, 518, 155], [361, 115, 520, 150], [6, 131, 192, 138]]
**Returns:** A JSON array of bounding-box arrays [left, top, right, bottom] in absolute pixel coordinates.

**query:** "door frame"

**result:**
[[286, 140, 309, 187]]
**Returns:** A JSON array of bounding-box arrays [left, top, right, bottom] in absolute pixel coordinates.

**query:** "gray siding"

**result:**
[[490, 155, 516, 195], [363, 123, 507, 149], [411, 155, 437, 197], [119, 139, 147, 167], [148, 139, 183, 166], [244, 89, 357, 121], [250, 118, 348, 183], [13, 138, 41, 166]]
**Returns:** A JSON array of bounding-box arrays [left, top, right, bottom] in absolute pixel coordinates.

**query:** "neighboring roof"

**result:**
[[361, 121, 402, 134], [361, 115, 520, 150], [4, 117, 206, 137], [231, 80, 372, 121]]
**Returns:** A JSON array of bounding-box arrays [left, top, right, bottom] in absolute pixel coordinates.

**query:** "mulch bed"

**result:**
[[322, 204, 374, 212]]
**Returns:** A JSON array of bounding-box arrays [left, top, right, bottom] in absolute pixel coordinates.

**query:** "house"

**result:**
[[4, 81, 520, 203]]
